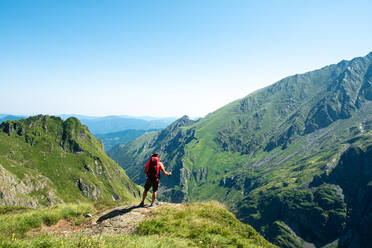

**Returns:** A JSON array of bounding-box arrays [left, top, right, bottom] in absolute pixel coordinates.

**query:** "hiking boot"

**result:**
[[138, 201, 145, 207], [150, 202, 157, 207]]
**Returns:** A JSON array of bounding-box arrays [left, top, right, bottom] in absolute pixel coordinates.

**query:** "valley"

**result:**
[[110, 52, 372, 247]]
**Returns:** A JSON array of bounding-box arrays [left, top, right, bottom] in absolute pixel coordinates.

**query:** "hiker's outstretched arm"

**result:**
[[160, 163, 171, 176]]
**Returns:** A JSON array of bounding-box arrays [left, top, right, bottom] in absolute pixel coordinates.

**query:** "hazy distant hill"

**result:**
[[110, 52, 372, 247], [0, 115, 25, 124], [0, 115, 140, 207], [59, 115, 176, 134], [96, 129, 159, 151], [1, 114, 176, 135]]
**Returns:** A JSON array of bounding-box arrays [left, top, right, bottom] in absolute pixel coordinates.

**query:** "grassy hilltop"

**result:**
[[0, 202, 276, 248], [0, 115, 140, 207]]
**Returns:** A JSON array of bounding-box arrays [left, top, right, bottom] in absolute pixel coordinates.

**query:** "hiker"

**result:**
[[139, 152, 171, 207]]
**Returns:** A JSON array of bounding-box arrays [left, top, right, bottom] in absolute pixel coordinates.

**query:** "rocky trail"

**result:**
[[35, 202, 175, 237]]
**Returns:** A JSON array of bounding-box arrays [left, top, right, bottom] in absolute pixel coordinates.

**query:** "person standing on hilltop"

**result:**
[[139, 152, 172, 207]]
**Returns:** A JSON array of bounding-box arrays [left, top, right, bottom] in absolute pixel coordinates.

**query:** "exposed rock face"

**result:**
[[219, 176, 241, 190], [235, 145, 372, 248], [265, 122, 302, 152], [193, 167, 208, 183], [74, 178, 100, 200], [0, 164, 62, 208], [161, 188, 188, 203], [237, 183, 347, 247], [310, 146, 372, 247]]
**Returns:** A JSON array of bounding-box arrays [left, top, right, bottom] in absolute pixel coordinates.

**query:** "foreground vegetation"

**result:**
[[138, 201, 276, 248], [0, 201, 276, 248], [0, 203, 94, 239]]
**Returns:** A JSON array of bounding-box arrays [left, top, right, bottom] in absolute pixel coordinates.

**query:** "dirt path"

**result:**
[[37, 202, 175, 237]]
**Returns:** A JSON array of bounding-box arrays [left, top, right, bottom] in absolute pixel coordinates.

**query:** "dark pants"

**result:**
[[144, 177, 159, 192]]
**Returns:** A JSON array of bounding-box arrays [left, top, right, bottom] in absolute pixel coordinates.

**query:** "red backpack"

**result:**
[[147, 156, 160, 179]]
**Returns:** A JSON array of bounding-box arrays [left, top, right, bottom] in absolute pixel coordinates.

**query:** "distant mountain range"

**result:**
[[0, 114, 177, 135], [0, 115, 26, 124], [76, 116, 176, 135], [109, 52, 372, 248], [96, 129, 160, 151]]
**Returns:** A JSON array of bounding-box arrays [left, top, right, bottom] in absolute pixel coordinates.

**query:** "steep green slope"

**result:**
[[111, 52, 372, 247], [0, 115, 140, 207]]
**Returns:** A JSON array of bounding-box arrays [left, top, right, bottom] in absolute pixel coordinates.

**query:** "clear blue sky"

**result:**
[[1, 0, 372, 117]]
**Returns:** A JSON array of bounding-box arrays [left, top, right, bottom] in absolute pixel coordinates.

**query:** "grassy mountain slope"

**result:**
[[0, 115, 140, 207], [0, 201, 277, 248], [110, 52, 372, 247]]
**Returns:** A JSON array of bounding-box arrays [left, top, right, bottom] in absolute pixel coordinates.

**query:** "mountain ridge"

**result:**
[[110, 51, 372, 247], [0, 115, 141, 207], [0, 114, 177, 135]]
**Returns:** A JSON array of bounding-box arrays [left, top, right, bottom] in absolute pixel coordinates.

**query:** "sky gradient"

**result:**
[[1, 0, 372, 117]]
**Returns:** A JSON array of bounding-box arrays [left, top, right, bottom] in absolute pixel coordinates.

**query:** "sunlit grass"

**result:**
[[0, 201, 276, 248], [0, 203, 94, 238], [138, 201, 276, 248]]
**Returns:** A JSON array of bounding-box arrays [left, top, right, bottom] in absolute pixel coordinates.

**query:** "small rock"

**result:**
[[85, 213, 93, 218]]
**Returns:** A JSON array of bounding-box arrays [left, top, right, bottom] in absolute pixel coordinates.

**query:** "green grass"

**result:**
[[0, 202, 276, 248], [0, 206, 28, 215], [138, 201, 276, 248], [0, 203, 94, 238], [0, 234, 193, 248]]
